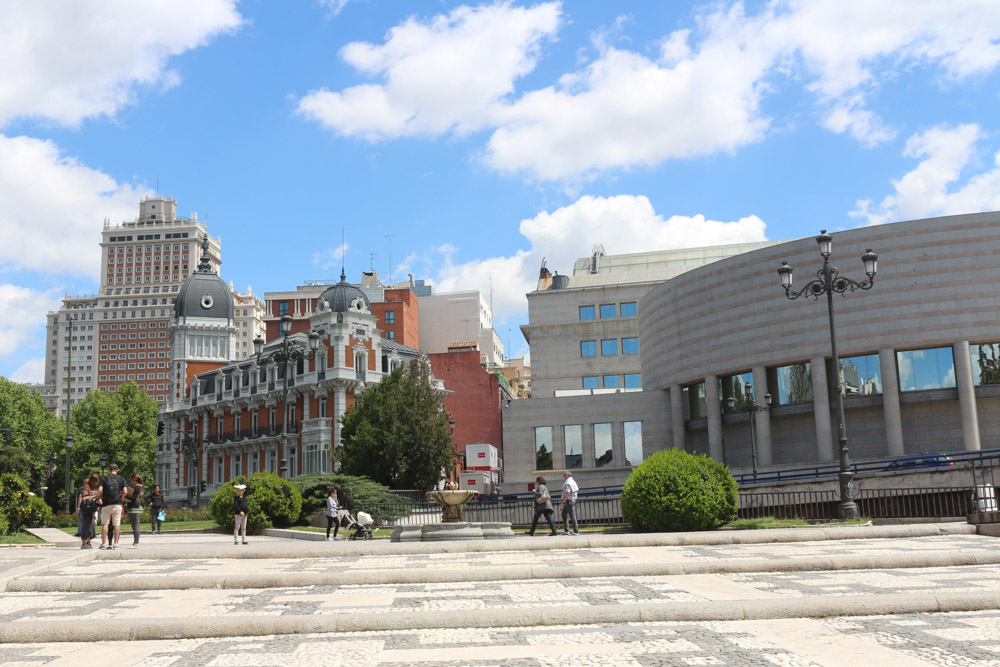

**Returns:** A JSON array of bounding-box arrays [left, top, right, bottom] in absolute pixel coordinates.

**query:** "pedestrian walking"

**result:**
[[149, 485, 165, 534], [125, 474, 144, 548], [325, 488, 340, 541], [79, 474, 100, 549], [97, 464, 127, 550], [560, 471, 579, 535], [233, 484, 249, 545], [74, 483, 86, 537], [526, 476, 557, 536]]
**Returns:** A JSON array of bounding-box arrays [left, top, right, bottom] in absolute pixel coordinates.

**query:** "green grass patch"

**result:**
[[0, 532, 46, 544], [724, 516, 871, 530], [58, 520, 219, 535]]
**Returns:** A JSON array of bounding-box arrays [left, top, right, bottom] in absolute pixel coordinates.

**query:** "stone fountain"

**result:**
[[390, 482, 515, 542]]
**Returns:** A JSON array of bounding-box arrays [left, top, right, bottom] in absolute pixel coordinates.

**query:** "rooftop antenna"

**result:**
[[341, 228, 346, 282], [369, 252, 377, 272], [385, 234, 396, 285]]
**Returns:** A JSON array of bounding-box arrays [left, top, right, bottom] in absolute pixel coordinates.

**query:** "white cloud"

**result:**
[[313, 244, 350, 271], [408, 194, 767, 324], [297, 2, 561, 139], [0, 135, 151, 276], [850, 123, 1000, 225], [0, 0, 242, 127], [0, 284, 62, 362], [318, 0, 352, 16], [301, 1, 1000, 180], [10, 358, 44, 384]]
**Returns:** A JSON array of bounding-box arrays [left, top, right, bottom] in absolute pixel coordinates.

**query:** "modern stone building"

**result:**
[[502, 212, 1000, 492]]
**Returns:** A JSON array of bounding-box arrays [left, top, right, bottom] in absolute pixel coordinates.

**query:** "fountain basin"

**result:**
[[390, 522, 515, 542]]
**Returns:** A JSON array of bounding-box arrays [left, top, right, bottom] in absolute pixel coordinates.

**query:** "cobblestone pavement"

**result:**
[[2, 612, 1000, 665]]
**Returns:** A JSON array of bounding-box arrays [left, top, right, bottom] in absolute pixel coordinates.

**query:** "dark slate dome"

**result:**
[[174, 237, 234, 320], [319, 270, 370, 313]]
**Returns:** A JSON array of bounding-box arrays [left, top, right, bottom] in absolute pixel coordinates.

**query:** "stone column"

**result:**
[[878, 348, 905, 457], [752, 366, 773, 466], [953, 340, 982, 451], [670, 385, 685, 450], [811, 356, 834, 461], [705, 375, 723, 462]]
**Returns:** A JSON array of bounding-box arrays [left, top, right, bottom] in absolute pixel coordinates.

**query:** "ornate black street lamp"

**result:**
[[726, 386, 771, 480], [254, 316, 323, 478], [63, 314, 74, 514], [777, 230, 878, 519]]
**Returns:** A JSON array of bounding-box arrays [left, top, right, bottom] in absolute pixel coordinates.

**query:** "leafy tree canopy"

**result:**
[[70, 383, 159, 488], [337, 359, 454, 490], [0, 377, 65, 490]]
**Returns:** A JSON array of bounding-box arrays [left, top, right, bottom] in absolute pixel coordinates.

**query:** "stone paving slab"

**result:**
[[3, 612, 1000, 665]]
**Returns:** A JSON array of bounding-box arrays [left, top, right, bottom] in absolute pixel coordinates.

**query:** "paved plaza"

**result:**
[[1, 524, 999, 665]]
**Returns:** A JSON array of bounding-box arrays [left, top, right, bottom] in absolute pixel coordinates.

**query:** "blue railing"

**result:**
[[734, 447, 1000, 487]]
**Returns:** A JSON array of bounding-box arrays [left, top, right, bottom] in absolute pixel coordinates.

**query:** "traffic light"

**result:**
[[188, 485, 195, 498], [200, 480, 207, 493], [156, 421, 165, 437]]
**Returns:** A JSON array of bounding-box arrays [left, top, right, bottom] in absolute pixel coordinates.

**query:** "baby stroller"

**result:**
[[338, 509, 374, 540]]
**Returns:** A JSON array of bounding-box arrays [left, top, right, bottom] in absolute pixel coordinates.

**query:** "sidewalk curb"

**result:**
[[2, 591, 999, 643], [11, 549, 1000, 593], [91, 522, 979, 561]]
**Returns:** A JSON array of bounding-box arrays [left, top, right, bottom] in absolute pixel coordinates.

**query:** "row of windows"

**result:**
[[580, 337, 639, 357], [579, 302, 637, 321], [582, 373, 641, 390], [101, 322, 167, 330], [99, 374, 165, 382], [682, 343, 1000, 419], [534, 422, 644, 471]]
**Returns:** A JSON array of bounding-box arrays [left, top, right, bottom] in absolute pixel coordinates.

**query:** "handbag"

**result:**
[[157, 511, 166, 522]]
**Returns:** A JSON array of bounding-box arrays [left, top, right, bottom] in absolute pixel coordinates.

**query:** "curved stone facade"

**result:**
[[639, 211, 1000, 467]]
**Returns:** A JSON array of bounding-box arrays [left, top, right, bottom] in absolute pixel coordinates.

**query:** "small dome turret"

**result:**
[[319, 270, 370, 314]]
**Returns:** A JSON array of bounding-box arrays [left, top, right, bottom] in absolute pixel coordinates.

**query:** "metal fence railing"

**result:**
[[357, 485, 1000, 528]]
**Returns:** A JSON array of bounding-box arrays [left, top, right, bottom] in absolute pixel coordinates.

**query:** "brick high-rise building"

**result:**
[[44, 196, 222, 414]]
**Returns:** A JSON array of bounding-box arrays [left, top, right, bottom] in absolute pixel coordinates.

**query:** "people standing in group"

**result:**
[[325, 488, 340, 541], [526, 476, 557, 536], [125, 474, 144, 548], [560, 471, 580, 536], [149, 484, 165, 534], [97, 463, 127, 550], [233, 484, 249, 545], [79, 474, 100, 549]]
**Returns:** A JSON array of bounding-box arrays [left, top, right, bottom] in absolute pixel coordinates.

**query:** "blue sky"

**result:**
[[3, 0, 1000, 382]]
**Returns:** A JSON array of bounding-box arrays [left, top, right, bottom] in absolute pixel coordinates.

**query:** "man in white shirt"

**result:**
[[560, 471, 579, 535]]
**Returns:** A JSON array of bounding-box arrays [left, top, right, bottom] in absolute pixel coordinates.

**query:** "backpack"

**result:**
[[102, 475, 122, 505]]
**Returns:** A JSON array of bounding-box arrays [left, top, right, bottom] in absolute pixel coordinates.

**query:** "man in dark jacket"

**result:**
[[97, 464, 127, 550]]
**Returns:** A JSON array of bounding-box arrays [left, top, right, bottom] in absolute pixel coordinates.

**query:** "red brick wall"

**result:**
[[428, 349, 503, 463]]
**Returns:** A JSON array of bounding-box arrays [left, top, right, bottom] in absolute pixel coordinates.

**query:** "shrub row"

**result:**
[[0, 474, 53, 535]]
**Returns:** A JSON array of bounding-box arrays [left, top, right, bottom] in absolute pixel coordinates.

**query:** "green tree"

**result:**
[[0, 377, 65, 494], [71, 383, 159, 486], [338, 359, 454, 490]]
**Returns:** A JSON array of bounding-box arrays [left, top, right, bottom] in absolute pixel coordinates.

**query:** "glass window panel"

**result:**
[[624, 373, 641, 389], [722, 372, 754, 410], [623, 421, 643, 466], [594, 423, 613, 468], [599, 304, 616, 318], [622, 338, 639, 355], [620, 302, 637, 318], [580, 341, 597, 357], [603, 374, 620, 388], [897, 347, 956, 391], [682, 382, 706, 419], [579, 306, 595, 321], [564, 425, 583, 469], [601, 339, 618, 356], [839, 354, 882, 395], [582, 376, 599, 389], [534, 426, 553, 471], [775, 362, 812, 405], [970, 343, 1000, 385]]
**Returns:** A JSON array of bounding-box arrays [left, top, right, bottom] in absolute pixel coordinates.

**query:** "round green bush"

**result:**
[[621, 449, 738, 532], [0, 473, 53, 534], [210, 472, 302, 534]]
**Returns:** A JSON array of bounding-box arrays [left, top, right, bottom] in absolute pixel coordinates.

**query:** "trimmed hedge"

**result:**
[[210, 472, 302, 534], [621, 449, 738, 532], [0, 473, 52, 535], [290, 473, 411, 526]]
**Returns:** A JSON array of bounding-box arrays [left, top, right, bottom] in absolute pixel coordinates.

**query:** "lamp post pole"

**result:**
[[777, 231, 878, 519], [727, 387, 770, 480], [63, 314, 74, 515]]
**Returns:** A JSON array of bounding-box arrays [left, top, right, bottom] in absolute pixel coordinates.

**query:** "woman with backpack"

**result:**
[[79, 474, 100, 549]]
